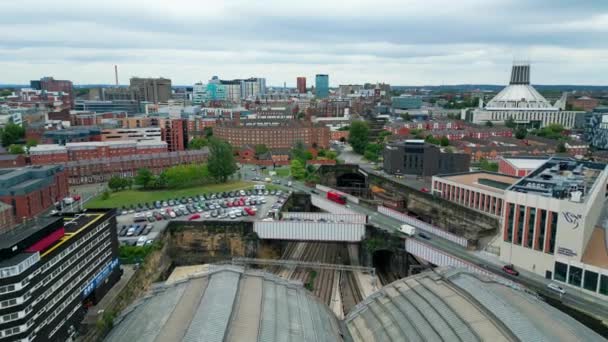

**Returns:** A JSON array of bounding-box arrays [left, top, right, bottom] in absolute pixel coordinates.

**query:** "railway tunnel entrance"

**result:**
[[336, 172, 366, 188], [372, 249, 398, 285]]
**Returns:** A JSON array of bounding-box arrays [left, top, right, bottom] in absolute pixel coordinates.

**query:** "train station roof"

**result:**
[[344, 267, 604, 342], [105, 265, 344, 342]]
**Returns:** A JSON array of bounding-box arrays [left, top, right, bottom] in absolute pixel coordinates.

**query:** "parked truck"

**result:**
[[399, 224, 416, 236]]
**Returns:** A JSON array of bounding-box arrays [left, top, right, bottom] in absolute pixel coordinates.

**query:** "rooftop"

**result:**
[[345, 268, 604, 342], [0, 165, 64, 196], [437, 171, 520, 194], [502, 156, 548, 171], [106, 266, 343, 342], [509, 157, 606, 201]]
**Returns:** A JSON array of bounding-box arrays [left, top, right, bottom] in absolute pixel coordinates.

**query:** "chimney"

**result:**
[[114, 65, 119, 86]]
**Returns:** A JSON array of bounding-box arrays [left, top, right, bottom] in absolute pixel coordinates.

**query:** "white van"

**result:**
[[547, 282, 566, 295], [254, 184, 266, 190]]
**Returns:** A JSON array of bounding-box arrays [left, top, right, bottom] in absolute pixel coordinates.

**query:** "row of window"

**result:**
[[505, 203, 557, 254], [554, 262, 608, 295], [488, 111, 576, 127], [2, 246, 113, 342], [0, 254, 40, 280]]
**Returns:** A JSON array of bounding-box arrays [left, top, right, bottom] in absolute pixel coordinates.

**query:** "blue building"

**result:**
[[585, 109, 608, 149], [315, 74, 329, 99], [391, 95, 422, 110]]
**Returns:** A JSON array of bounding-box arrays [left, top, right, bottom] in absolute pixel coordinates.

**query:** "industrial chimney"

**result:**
[[114, 65, 119, 86]]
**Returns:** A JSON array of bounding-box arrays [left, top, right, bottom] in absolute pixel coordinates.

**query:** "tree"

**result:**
[[378, 130, 392, 143], [207, 138, 237, 183], [304, 151, 314, 161], [203, 127, 213, 138], [505, 117, 516, 129], [400, 112, 411, 121], [290, 159, 306, 180], [317, 149, 326, 157], [364, 143, 382, 162], [0, 89, 13, 97], [425, 134, 440, 145], [134, 168, 154, 188], [0, 123, 25, 147], [515, 128, 527, 139], [439, 136, 450, 146], [557, 142, 567, 153], [326, 151, 337, 160], [254, 144, 269, 156], [108, 176, 124, 191], [478, 158, 499, 172], [8, 144, 24, 154], [26, 139, 38, 148], [101, 190, 110, 200], [291, 141, 307, 164], [188, 137, 208, 150], [485, 120, 494, 127], [348, 121, 370, 154]]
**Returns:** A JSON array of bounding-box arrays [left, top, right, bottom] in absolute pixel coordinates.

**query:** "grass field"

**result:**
[[86, 181, 252, 209]]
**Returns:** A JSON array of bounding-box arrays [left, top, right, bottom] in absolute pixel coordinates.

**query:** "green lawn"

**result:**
[[274, 168, 290, 177], [86, 181, 253, 209]]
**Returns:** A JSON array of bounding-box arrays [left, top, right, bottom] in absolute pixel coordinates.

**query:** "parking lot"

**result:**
[[116, 186, 290, 246]]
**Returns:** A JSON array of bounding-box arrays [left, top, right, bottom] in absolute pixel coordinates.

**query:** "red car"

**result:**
[[188, 214, 201, 221], [72, 195, 81, 201], [420, 187, 430, 193], [244, 207, 255, 216], [502, 264, 519, 276]]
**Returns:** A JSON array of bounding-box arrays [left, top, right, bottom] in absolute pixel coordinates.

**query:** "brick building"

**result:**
[[568, 96, 599, 112], [0, 202, 14, 234], [65, 149, 208, 185], [160, 118, 187, 151], [31, 76, 74, 108], [30, 141, 168, 164], [0, 165, 69, 222], [214, 119, 330, 149], [100, 127, 162, 142], [498, 157, 548, 177], [0, 154, 27, 168]]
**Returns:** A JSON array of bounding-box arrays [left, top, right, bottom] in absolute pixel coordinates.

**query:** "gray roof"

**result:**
[[105, 266, 344, 342], [344, 268, 605, 342]]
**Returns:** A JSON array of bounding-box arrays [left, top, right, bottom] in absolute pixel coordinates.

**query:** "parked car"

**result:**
[[547, 282, 566, 295], [126, 226, 136, 236], [143, 224, 153, 235], [189, 214, 201, 221], [420, 187, 430, 193], [418, 232, 431, 240], [119, 226, 128, 236], [502, 264, 519, 276]]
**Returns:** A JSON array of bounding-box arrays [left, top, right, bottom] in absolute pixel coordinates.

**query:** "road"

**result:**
[[269, 168, 608, 322]]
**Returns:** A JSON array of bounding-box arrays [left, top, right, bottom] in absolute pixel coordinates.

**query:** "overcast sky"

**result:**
[[1, 0, 607, 86]]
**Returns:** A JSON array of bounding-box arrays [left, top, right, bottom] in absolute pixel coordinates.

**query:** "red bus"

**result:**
[[326, 191, 347, 205]]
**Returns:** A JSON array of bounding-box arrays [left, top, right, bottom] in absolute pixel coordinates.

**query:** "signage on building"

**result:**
[[82, 258, 120, 298], [562, 212, 582, 230], [557, 247, 577, 257]]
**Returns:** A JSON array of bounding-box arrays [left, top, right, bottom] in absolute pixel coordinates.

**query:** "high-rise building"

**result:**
[[297, 77, 307, 94], [220, 80, 242, 102], [129, 77, 172, 103], [30, 77, 74, 108], [241, 78, 261, 99], [315, 74, 329, 99], [192, 82, 207, 105]]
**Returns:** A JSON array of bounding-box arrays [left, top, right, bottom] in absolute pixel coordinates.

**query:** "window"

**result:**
[[600, 275, 608, 296], [515, 205, 525, 245], [505, 203, 515, 242], [548, 212, 558, 254], [536, 209, 547, 251], [526, 208, 536, 248], [554, 262, 568, 282], [583, 271, 599, 292], [568, 266, 582, 287]]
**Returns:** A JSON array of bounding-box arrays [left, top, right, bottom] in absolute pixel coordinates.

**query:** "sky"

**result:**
[[1, 0, 607, 86]]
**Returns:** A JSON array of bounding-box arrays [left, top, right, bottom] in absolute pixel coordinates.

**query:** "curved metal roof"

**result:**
[[486, 84, 556, 110], [344, 268, 605, 342], [105, 266, 344, 342]]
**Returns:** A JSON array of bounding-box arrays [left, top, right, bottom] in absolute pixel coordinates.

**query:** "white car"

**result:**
[[547, 283, 566, 295], [126, 227, 135, 236], [136, 236, 147, 247], [169, 211, 176, 218], [145, 211, 153, 217]]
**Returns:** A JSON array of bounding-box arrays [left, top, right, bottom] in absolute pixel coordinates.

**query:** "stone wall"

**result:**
[[167, 220, 259, 265], [368, 172, 498, 245]]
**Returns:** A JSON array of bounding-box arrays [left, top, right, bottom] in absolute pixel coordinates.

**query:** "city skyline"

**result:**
[[1, 0, 607, 86]]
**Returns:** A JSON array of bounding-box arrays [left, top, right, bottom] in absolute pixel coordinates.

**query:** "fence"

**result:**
[[282, 212, 367, 224], [378, 206, 468, 248], [253, 221, 365, 241]]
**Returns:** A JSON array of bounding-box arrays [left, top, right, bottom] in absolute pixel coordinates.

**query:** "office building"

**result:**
[[192, 82, 207, 105], [0, 210, 120, 341], [87, 87, 137, 102], [30, 77, 74, 108], [241, 78, 263, 99], [214, 119, 330, 149], [129, 77, 172, 104], [498, 156, 548, 177], [432, 171, 519, 217], [464, 64, 584, 129], [315, 74, 329, 99], [74, 100, 140, 114], [100, 127, 162, 143], [0, 165, 69, 223], [391, 95, 422, 111], [383, 140, 470, 177], [220, 80, 242, 102], [585, 111, 608, 149], [500, 158, 608, 298], [297, 77, 307, 94], [159, 118, 187, 151]]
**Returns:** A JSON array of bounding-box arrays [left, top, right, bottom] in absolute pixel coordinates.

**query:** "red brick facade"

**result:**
[[215, 120, 330, 149]]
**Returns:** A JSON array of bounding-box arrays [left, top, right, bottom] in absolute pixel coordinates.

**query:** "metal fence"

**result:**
[[253, 221, 365, 241], [282, 212, 367, 224], [378, 206, 468, 248]]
